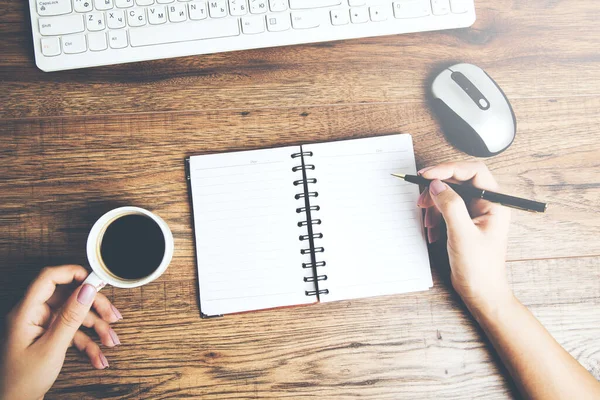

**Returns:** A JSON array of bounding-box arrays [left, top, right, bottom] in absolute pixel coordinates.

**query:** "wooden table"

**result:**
[[1, 1, 599, 398]]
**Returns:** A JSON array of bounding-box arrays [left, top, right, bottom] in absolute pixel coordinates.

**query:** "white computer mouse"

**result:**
[[431, 63, 516, 157]]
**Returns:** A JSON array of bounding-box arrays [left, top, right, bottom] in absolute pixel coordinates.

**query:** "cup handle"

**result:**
[[83, 271, 107, 292]]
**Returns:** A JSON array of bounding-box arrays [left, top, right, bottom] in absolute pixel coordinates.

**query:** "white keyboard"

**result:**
[[30, 0, 476, 72]]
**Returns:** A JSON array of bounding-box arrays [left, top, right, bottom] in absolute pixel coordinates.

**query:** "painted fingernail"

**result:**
[[429, 180, 447, 196], [99, 352, 109, 369], [77, 284, 97, 306], [111, 304, 123, 320], [418, 166, 434, 175], [417, 190, 428, 207], [428, 228, 440, 244], [109, 329, 121, 346]]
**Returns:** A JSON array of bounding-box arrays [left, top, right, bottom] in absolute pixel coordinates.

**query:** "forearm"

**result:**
[[468, 293, 600, 400]]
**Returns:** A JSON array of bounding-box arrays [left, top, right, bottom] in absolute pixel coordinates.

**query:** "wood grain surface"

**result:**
[[1, 0, 599, 398]]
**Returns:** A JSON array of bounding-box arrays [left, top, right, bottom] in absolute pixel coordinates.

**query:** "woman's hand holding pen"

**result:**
[[416, 161, 514, 318]]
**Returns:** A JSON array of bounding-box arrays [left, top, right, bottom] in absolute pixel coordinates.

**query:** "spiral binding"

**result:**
[[293, 148, 327, 298]]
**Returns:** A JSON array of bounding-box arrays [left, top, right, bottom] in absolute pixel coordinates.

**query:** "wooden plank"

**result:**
[[0, 0, 599, 118], [34, 256, 599, 399], [0, 98, 598, 295]]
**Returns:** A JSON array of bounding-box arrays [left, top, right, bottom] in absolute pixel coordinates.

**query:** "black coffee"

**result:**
[[100, 214, 166, 280]]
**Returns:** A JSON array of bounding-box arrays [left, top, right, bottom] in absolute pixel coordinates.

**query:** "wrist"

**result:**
[[460, 286, 517, 324]]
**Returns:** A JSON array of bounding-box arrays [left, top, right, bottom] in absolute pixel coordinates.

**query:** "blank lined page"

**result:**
[[303, 135, 432, 303], [188, 146, 316, 316]]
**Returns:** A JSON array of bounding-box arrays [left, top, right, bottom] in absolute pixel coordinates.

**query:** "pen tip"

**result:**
[[391, 173, 406, 179]]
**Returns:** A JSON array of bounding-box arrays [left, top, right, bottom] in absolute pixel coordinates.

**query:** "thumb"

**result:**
[[429, 180, 477, 238], [45, 284, 97, 350]]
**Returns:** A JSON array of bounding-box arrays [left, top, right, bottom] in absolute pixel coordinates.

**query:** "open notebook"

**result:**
[[187, 134, 433, 317]]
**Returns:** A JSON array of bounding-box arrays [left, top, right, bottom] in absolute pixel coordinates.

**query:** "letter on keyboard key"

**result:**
[[94, 0, 114, 11], [127, 8, 147, 26], [168, 3, 187, 21], [107, 10, 126, 28], [86, 12, 106, 31], [450, 0, 469, 13], [109, 30, 128, 48], [289, 0, 340, 9], [62, 34, 87, 54], [393, 0, 430, 19], [39, 15, 85, 36], [41, 37, 61, 56], [37, 0, 72, 16], [129, 18, 239, 46], [148, 6, 167, 23], [242, 15, 265, 34], [88, 32, 108, 50], [291, 11, 320, 29], [229, 0, 247, 16], [208, 0, 227, 17], [188, 2, 207, 19], [266, 13, 290, 32], [249, 0, 267, 14], [74, 0, 93, 12], [431, 0, 450, 15]]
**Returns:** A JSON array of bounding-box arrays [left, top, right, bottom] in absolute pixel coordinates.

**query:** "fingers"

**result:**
[[82, 310, 121, 347], [419, 161, 499, 191], [428, 180, 477, 238], [92, 292, 123, 323], [72, 330, 109, 370], [23, 265, 89, 310], [43, 283, 97, 351]]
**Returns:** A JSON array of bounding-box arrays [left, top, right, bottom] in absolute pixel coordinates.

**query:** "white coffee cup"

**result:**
[[83, 206, 174, 291]]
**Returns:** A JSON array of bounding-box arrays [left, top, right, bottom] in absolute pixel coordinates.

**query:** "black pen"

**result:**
[[391, 173, 547, 213]]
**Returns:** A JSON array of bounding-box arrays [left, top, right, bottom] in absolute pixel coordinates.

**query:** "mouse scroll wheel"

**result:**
[[478, 98, 489, 108]]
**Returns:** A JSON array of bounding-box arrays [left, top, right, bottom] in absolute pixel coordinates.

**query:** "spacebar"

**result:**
[[130, 20, 240, 47]]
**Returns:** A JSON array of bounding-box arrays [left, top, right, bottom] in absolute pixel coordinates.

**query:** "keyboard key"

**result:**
[[350, 7, 368, 23], [269, 0, 286, 12], [86, 12, 106, 31], [129, 18, 239, 46], [266, 13, 290, 31], [249, 0, 267, 14], [289, 0, 340, 9], [208, 0, 227, 17], [107, 10, 126, 28], [348, 0, 365, 6], [369, 6, 387, 21], [168, 3, 187, 21], [88, 32, 108, 50], [393, 0, 430, 18], [330, 8, 348, 25], [73, 0, 93, 13], [229, 0, 247, 15], [241, 15, 264, 33], [109, 29, 128, 48], [188, 1, 207, 19], [116, 0, 134, 7], [157, 0, 174, 4], [431, 0, 450, 15], [94, 0, 114, 11], [148, 5, 167, 23], [137, 0, 154, 4], [127, 8, 147, 26], [62, 34, 87, 54], [40, 37, 61, 56], [37, 0, 71, 16], [291, 11, 320, 29], [39, 15, 85, 36], [450, 0, 469, 13]]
